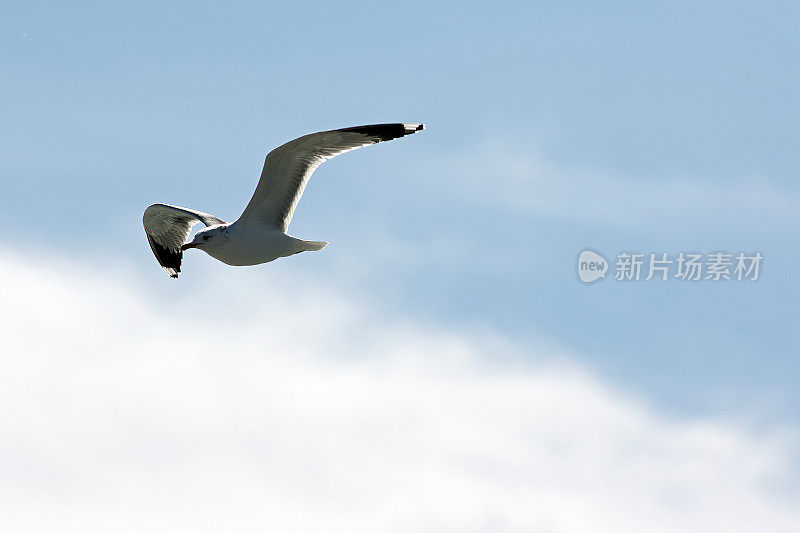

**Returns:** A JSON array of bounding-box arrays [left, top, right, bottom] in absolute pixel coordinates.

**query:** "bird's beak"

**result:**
[[181, 242, 199, 251]]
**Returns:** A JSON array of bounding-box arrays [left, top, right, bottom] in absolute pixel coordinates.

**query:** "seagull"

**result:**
[[143, 123, 425, 278]]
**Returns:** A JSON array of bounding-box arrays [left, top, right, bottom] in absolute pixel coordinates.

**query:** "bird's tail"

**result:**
[[299, 240, 328, 252]]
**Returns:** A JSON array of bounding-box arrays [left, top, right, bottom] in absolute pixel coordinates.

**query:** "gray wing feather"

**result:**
[[236, 123, 424, 232], [142, 203, 226, 278]]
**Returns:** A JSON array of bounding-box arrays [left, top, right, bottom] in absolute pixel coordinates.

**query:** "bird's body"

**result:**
[[190, 223, 327, 267], [143, 123, 424, 277]]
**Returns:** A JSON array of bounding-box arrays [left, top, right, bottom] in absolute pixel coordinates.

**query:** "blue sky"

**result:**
[[4, 0, 797, 415], [2, 2, 800, 529]]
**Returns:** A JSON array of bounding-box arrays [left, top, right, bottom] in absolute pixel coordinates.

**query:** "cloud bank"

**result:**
[[1, 250, 798, 532]]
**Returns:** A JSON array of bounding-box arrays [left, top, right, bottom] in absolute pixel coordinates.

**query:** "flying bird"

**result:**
[[143, 123, 425, 278]]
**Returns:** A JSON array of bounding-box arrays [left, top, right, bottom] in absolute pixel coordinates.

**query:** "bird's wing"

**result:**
[[142, 203, 226, 278], [236, 123, 424, 231]]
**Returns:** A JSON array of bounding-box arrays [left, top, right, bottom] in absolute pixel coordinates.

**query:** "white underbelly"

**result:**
[[208, 230, 298, 266]]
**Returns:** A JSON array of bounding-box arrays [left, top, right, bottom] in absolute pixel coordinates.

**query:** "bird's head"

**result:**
[[181, 225, 226, 252]]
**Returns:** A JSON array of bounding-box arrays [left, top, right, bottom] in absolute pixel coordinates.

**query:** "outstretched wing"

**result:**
[[142, 203, 226, 278], [236, 123, 424, 232]]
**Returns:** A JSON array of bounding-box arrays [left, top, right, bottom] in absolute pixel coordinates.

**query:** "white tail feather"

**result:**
[[300, 240, 328, 252]]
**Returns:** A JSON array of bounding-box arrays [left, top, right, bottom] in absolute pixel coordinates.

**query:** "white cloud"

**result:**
[[437, 144, 799, 232], [0, 249, 798, 532]]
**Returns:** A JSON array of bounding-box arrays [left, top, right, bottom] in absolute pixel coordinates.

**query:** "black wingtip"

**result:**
[[338, 123, 425, 142], [147, 234, 183, 278]]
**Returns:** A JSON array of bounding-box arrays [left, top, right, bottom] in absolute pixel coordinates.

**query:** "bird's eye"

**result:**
[[202, 235, 210, 241]]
